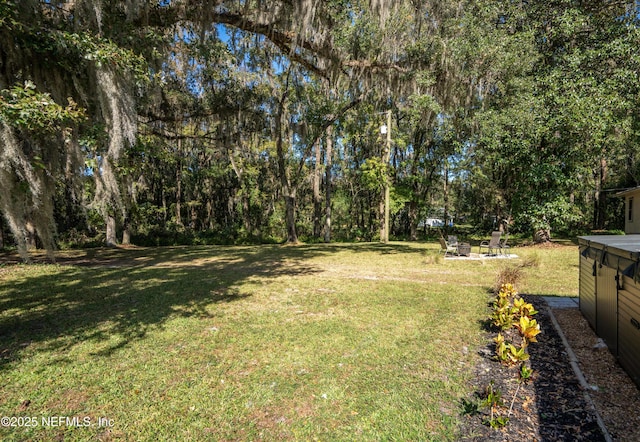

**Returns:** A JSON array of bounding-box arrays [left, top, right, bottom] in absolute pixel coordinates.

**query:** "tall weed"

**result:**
[[493, 254, 539, 293]]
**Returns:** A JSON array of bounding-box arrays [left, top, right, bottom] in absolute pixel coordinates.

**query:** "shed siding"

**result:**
[[623, 189, 640, 234], [618, 276, 640, 386], [579, 254, 597, 330], [596, 265, 618, 354], [578, 235, 640, 389]]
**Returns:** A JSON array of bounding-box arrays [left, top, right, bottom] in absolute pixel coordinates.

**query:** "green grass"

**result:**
[[0, 241, 579, 441]]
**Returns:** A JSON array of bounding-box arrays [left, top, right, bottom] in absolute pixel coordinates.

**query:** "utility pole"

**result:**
[[381, 109, 391, 243]]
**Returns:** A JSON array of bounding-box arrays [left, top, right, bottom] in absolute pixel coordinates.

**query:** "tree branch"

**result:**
[[295, 94, 365, 179], [210, 11, 335, 78]]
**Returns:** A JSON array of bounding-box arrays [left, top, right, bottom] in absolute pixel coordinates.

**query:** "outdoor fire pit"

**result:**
[[457, 243, 471, 256]]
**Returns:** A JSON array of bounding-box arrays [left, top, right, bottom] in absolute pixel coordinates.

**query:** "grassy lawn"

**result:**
[[0, 241, 578, 441]]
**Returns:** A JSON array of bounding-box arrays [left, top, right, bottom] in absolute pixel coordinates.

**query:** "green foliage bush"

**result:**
[[481, 282, 540, 429]]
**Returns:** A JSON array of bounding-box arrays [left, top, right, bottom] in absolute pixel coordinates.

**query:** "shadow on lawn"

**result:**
[[0, 244, 339, 369], [0, 242, 430, 368]]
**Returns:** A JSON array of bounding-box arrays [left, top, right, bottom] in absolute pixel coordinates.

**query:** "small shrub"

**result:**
[[519, 363, 534, 383], [481, 381, 509, 428], [460, 398, 480, 416], [516, 316, 541, 345], [491, 295, 515, 330], [423, 250, 442, 264], [512, 297, 538, 319], [493, 255, 540, 293], [490, 283, 520, 330], [495, 333, 529, 366]]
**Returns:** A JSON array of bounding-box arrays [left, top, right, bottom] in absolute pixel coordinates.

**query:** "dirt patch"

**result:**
[[43, 389, 91, 413], [518, 241, 570, 249]]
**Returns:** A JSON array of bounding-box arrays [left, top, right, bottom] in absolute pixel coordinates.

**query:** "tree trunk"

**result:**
[[228, 146, 251, 234], [369, 194, 377, 241], [284, 192, 298, 244], [122, 216, 131, 245], [324, 128, 333, 243], [121, 171, 136, 246], [190, 204, 198, 231], [275, 73, 298, 244], [533, 212, 551, 243], [380, 109, 391, 243], [408, 200, 418, 241], [379, 195, 385, 241], [175, 155, 183, 228], [106, 214, 118, 247], [206, 199, 215, 230], [25, 220, 37, 250], [279, 181, 298, 243], [312, 140, 323, 238], [593, 157, 608, 230], [161, 178, 168, 227], [534, 228, 551, 243], [407, 128, 426, 242], [443, 158, 450, 233]]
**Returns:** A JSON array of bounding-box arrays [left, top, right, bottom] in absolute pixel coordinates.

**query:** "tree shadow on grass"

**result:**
[[0, 241, 428, 268], [0, 245, 331, 369]]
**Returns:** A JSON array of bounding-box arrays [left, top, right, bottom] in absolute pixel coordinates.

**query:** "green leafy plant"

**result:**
[[0, 81, 86, 132], [516, 316, 541, 345], [512, 297, 538, 319], [519, 363, 534, 383], [491, 284, 518, 330], [498, 283, 518, 299], [460, 398, 480, 416], [491, 298, 515, 330], [490, 283, 539, 333], [487, 281, 542, 429], [508, 343, 530, 364], [487, 415, 510, 429], [494, 333, 507, 361], [481, 381, 502, 410], [481, 381, 509, 428], [507, 363, 536, 419], [495, 333, 530, 366]]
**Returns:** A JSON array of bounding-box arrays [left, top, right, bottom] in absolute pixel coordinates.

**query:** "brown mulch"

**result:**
[[459, 295, 640, 441]]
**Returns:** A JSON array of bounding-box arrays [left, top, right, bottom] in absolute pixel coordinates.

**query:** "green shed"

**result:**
[[578, 235, 640, 388]]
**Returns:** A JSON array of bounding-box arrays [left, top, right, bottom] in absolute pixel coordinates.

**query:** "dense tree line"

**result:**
[[0, 0, 638, 260]]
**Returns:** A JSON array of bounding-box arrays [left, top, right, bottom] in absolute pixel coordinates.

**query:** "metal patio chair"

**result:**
[[499, 233, 511, 255], [439, 236, 459, 256], [479, 231, 502, 255]]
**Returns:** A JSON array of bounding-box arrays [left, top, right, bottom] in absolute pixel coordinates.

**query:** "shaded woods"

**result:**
[[0, 1, 639, 258]]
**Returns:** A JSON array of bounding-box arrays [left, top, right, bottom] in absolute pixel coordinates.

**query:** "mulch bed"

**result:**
[[459, 295, 607, 441], [553, 308, 640, 441]]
